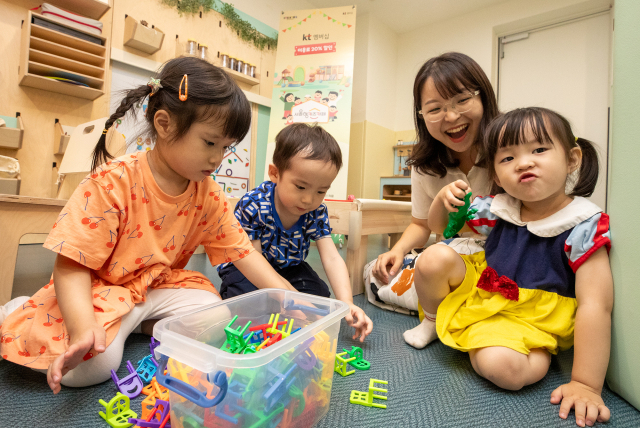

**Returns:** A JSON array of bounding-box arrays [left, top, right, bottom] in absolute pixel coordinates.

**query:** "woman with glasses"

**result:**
[[369, 52, 499, 348]]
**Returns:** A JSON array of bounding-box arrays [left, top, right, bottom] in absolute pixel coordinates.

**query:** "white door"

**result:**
[[498, 13, 611, 210]]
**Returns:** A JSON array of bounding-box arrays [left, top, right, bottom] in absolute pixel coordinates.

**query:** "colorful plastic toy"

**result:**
[[98, 392, 138, 428], [265, 314, 294, 339], [342, 346, 370, 370], [111, 360, 143, 398], [334, 351, 356, 377], [263, 363, 298, 413], [443, 192, 478, 239], [137, 355, 159, 382], [222, 315, 254, 354], [150, 337, 160, 355], [350, 379, 388, 409], [128, 399, 171, 428]]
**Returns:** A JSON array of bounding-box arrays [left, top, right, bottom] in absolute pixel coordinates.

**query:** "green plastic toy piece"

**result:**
[[349, 379, 388, 409], [343, 346, 370, 370], [334, 351, 356, 377], [222, 315, 254, 354], [288, 384, 306, 418], [98, 392, 137, 428], [443, 192, 478, 239], [247, 402, 285, 428]]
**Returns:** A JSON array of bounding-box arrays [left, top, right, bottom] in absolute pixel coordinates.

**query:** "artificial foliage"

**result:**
[[160, 0, 278, 51], [161, 0, 214, 15], [216, 2, 278, 51]]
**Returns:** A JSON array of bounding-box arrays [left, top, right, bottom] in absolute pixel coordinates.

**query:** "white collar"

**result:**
[[490, 194, 603, 237]]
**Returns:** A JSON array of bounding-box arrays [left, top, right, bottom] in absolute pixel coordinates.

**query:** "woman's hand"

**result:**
[[551, 380, 610, 427], [441, 180, 471, 212], [345, 303, 373, 342], [372, 248, 406, 284], [46, 323, 106, 394]]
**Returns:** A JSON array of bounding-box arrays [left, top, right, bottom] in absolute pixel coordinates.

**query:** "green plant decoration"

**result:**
[[216, 2, 278, 51], [160, 0, 277, 51], [161, 0, 215, 16]]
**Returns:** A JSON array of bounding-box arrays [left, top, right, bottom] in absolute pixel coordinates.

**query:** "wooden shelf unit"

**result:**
[[19, 11, 108, 100], [44, 0, 112, 20], [224, 67, 260, 86]]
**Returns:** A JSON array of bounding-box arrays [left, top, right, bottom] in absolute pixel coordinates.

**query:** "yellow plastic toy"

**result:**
[[334, 351, 356, 377], [349, 379, 388, 409], [98, 392, 138, 428]]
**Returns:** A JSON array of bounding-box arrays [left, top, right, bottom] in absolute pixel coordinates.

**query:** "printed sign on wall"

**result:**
[[266, 6, 357, 199]]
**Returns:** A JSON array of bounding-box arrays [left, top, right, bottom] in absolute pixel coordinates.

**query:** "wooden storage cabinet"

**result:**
[[19, 11, 107, 100]]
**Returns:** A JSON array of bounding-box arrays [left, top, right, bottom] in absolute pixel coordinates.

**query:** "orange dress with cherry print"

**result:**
[[0, 152, 253, 369]]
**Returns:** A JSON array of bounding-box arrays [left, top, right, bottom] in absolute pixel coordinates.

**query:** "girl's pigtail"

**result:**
[[570, 137, 600, 198], [91, 85, 152, 172]]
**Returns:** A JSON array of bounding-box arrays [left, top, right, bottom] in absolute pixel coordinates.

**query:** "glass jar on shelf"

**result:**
[[220, 53, 229, 68], [249, 64, 256, 78], [186, 39, 198, 56], [198, 44, 208, 61], [236, 59, 244, 73], [228, 57, 237, 70], [242, 62, 249, 75]]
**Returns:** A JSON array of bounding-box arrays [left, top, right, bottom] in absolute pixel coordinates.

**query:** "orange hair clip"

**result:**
[[179, 74, 188, 101]]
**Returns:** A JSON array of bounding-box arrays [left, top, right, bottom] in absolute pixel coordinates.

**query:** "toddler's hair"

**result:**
[[273, 123, 342, 173], [407, 52, 499, 178], [92, 56, 250, 171], [485, 107, 599, 197]]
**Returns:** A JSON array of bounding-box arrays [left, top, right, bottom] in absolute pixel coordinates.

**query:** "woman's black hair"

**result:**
[[484, 107, 599, 197], [407, 52, 499, 178], [91, 56, 251, 171]]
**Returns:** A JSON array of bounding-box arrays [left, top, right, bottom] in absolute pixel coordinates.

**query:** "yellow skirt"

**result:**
[[435, 252, 576, 355]]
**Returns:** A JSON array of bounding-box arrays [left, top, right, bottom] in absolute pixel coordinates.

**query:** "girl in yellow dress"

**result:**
[[418, 107, 612, 427]]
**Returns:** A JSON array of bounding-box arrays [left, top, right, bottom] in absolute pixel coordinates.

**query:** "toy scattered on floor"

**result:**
[[334, 351, 356, 377], [128, 399, 171, 428], [111, 360, 144, 398], [349, 379, 388, 409], [136, 355, 159, 382], [99, 392, 138, 428], [342, 346, 370, 370], [150, 338, 160, 355], [443, 192, 478, 239]]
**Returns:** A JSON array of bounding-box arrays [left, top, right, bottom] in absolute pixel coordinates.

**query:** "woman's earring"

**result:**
[[179, 74, 188, 102]]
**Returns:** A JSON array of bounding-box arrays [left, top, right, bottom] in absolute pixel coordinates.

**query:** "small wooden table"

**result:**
[[324, 199, 412, 295], [0, 195, 67, 305]]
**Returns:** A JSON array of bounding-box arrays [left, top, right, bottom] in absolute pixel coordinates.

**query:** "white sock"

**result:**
[[0, 296, 31, 326], [403, 312, 438, 349]]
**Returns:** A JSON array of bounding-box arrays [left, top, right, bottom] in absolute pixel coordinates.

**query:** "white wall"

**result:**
[[393, 0, 605, 131], [228, 0, 314, 30], [351, 13, 398, 130]]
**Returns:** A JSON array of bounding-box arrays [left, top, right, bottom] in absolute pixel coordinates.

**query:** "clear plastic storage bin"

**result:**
[[153, 289, 348, 428]]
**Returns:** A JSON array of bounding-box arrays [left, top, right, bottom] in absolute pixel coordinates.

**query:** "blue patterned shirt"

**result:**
[[217, 181, 332, 270]]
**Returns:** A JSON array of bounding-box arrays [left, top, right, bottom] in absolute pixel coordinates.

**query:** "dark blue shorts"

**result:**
[[218, 261, 331, 300]]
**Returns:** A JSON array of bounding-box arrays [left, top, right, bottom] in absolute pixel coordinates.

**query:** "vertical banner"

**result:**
[[266, 6, 357, 199]]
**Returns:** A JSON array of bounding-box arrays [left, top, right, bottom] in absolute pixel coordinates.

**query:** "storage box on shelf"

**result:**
[[0, 177, 21, 195], [19, 11, 108, 100], [124, 15, 164, 54], [0, 113, 24, 150], [42, 0, 111, 20], [54, 119, 72, 155]]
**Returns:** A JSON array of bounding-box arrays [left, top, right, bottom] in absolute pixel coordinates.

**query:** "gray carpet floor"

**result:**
[[4, 237, 640, 427]]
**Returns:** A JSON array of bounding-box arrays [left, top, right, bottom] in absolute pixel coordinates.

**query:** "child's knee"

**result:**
[[471, 347, 528, 391], [416, 245, 462, 279]]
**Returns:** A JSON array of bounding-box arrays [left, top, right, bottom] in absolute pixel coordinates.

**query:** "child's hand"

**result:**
[[46, 323, 106, 394], [442, 180, 471, 212], [550, 380, 611, 427], [345, 303, 373, 342]]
